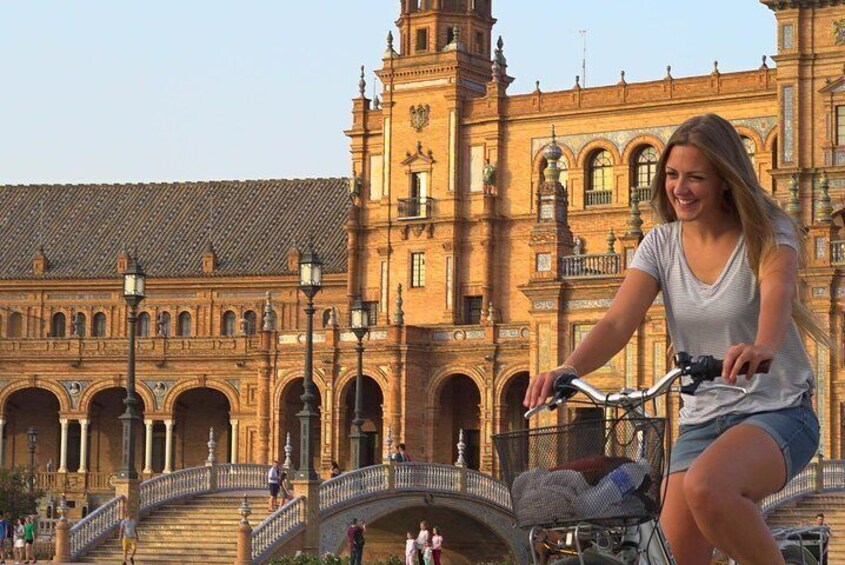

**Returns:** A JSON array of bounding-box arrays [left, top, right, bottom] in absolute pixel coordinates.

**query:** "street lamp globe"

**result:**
[[299, 246, 323, 298], [350, 296, 369, 339], [26, 426, 38, 452], [123, 258, 146, 307]]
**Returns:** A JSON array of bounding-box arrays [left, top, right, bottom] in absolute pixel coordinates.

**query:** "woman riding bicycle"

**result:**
[[524, 113, 828, 565]]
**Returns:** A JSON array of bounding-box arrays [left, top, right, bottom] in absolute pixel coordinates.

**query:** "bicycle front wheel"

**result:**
[[781, 544, 818, 565]]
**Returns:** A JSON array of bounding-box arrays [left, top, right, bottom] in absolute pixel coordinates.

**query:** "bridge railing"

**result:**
[[760, 458, 845, 513], [251, 497, 306, 564], [69, 463, 270, 561], [69, 495, 125, 561]]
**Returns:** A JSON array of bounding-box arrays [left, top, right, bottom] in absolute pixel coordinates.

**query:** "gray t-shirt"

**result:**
[[120, 518, 137, 539], [629, 219, 814, 425]]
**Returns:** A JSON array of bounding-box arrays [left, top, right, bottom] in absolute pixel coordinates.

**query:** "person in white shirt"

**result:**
[[267, 460, 281, 511]]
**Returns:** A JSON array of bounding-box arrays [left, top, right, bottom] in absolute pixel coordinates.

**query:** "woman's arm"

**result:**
[[524, 268, 659, 409], [722, 244, 798, 383]]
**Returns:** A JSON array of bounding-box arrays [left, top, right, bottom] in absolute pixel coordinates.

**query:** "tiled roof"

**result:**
[[0, 179, 350, 279]]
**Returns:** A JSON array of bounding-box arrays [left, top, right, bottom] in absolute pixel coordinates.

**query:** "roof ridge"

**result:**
[[0, 177, 350, 189]]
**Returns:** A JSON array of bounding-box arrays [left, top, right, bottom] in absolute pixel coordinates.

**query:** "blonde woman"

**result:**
[[525, 113, 825, 565]]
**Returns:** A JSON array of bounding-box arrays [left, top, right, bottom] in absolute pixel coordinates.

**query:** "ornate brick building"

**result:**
[[2, 0, 845, 514]]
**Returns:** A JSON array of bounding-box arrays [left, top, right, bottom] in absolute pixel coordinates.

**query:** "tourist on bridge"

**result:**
[[346, 518, 366, 565], [119, 511, 139, 565], [267, 460, 282, 511]]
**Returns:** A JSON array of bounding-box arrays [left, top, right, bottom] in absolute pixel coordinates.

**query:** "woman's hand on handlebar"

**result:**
[[523, 366, 574, 410], [722, 343, 774, 385]]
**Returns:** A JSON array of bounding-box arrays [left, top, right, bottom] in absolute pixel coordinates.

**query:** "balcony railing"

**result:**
[[585, 190, 612, 207], [560, 253, 622, 278], [398, 197, 433, 219]]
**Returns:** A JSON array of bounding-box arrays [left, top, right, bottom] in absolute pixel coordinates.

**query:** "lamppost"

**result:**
[[297, 246, 322, 480], [118, 256, 146, 481], [26, 427, 37, 494], [349, 296, 369, 469]]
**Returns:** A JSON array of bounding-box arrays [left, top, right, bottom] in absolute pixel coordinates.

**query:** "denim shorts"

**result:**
[[668, 401, 819, 483]]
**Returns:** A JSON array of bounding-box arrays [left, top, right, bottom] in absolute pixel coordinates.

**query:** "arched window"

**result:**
[[137, 312, 151, 337], [221, 310, 236, 337], [92, 313, 107, 337], [243, 310, 257, 336], [7, 312, 22, 338], [741, 136, 756, 167], [72, 313, 87, 337], [156, 312, 171, 337], [586, 149, 613, 206], [632, 146, 658, 203], [177, 312, 192, 337], [51, 312, 66, 338]]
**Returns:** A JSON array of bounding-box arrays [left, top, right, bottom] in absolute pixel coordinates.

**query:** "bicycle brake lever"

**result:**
[[523, 396, 565, 419], [708, 384, 747, 395]]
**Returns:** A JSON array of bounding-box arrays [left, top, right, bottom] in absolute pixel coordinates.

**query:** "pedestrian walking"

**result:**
[[119, 511, 139, 565], [22, 517, 34, 564], [346, 518, 366, 565], [12, 519, 23, 565], [267, 460, 282, 511]]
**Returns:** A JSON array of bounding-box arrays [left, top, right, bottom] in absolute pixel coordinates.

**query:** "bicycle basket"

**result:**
[[493, 415, 666, 529]]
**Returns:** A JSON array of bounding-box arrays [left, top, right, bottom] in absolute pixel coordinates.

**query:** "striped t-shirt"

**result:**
[[629, 219, 814, 425]]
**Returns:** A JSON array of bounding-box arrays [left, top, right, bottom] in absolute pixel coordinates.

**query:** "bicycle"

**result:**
[[493, 352, 820, 565]]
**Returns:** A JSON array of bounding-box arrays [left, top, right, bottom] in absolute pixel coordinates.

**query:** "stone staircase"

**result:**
[[766, 491, 845, 563], [82, 490, 268, 564]]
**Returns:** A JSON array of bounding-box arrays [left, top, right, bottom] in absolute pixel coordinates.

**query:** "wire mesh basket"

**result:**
[[494, 413, 667, 529]]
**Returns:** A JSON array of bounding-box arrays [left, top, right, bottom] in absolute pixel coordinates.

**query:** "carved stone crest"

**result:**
[[410, 104, 430, 132], [836, 19, 845, 45]]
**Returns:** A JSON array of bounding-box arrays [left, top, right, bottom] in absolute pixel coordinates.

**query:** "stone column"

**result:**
[[230, 419, 239, 464], [78, 419, 89, 473], [0, 418, 6, 467], [163, 419, 174, 473], [143, 419, 154, 474], [58, 418, 69, 473]]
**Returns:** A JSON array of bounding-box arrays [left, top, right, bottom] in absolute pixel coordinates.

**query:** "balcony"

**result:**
[[585, 190, 612, 207], [560, 253, 622, 278], [398, 197, 434, 220]]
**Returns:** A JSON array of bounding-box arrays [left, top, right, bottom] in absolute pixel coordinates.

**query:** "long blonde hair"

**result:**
[[650, 113, 829, 346]]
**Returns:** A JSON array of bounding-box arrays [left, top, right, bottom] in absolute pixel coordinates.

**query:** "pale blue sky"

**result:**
[[0, 1, 776, 185]]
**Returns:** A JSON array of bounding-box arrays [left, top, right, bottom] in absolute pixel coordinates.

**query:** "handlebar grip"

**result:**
[[710, 358, 771, 377]]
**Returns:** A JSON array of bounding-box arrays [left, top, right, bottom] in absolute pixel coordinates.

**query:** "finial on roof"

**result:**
[[574, 75, 581, 89], [384, 31, 398, 59], [785, 174, 801, 224], [262, 292, 275, 332], [606, 228, 617, 254], [33, 245, 48, 276], [618, 70, 627, 85], [543, 125, 562, 181], [665, 65, 672, 79], [626, 196, 644, 237], [495, 35, 507, 66], [760, 55, 768, 69], [395, 283, 404, 326], [534, 80, 541, 93], [491, 59, 501, 82], [815, 172, 832, 224], [358, 65, 366, 98], [713, 60, 720, 74], [373, 95, 381, 110]]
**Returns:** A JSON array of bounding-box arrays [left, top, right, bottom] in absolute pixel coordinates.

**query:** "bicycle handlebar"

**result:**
[[524, 352, 769, 419]]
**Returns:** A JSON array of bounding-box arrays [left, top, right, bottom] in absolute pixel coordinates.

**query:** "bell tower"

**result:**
[[396, 0, 495, 74]]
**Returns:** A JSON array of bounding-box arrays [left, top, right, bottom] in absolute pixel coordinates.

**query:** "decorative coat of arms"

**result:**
[[410, 104, 430, 132], [836, 19, 845, 46]]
